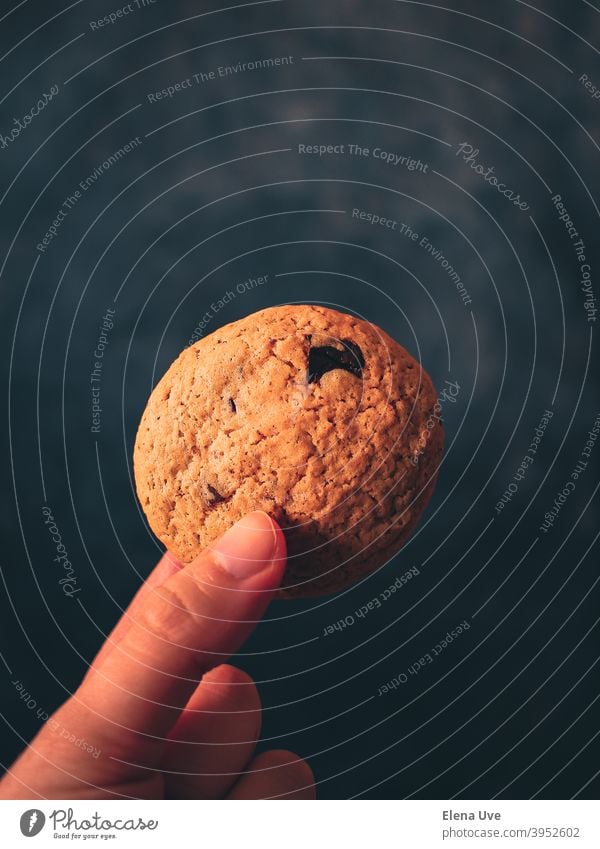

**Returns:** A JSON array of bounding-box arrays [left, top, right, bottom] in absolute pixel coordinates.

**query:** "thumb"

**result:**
[[71, 511, 285, 752]]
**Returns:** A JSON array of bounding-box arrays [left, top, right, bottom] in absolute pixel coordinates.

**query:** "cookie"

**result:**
[[133, 305, 444, 597]]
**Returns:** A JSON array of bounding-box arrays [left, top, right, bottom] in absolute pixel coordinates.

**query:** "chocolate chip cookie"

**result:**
[[133, 304, 444, 597]]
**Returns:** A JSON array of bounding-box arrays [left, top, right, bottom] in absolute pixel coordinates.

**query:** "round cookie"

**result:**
[[133, 305, 444, 597]]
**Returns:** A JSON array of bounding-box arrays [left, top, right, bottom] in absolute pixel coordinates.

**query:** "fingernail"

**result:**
[[211, 511, 278, 579]]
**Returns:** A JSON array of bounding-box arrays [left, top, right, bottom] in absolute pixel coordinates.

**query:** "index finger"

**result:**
[[70, 512, 285, 757]]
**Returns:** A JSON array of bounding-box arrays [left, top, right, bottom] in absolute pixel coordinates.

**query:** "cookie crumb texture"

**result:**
[[133, 305, 444, 597]]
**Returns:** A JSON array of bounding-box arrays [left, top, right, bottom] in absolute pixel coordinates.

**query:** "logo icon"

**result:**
[[19, 810, 45, 837]]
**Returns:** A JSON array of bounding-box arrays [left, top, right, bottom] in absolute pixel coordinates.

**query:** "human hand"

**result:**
[[0, 511, 315, 800]]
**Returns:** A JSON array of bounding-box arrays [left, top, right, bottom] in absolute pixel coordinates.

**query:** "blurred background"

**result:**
[[0, 0, 598, 799]]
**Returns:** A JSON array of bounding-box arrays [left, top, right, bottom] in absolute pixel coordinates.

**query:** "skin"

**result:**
[[0, 511, 315, 800]]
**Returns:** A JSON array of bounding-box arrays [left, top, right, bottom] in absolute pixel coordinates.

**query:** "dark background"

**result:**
[[1, 0, 599, 799]]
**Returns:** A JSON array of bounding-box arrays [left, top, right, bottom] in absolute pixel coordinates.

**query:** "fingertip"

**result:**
[[202, 663, 258, 696], [262, 511, 287, 581], [271, 749, 316, 797], [208, 510, 287, 584], [228, 749, 316, 800]]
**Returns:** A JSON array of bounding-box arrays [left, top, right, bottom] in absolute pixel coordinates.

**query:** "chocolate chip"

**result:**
[[307, 339, 365, 384], [207, 484, 227, 505], [228, 398, 237, 413]]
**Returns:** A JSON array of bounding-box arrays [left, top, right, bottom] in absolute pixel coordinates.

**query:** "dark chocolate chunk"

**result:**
[[207, 484, 227, 505], [307, 339, 365, 384], [228, 397, 237, 413]]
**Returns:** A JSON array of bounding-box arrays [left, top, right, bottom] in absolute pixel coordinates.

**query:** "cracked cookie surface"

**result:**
[[133, 304, 444, 597]]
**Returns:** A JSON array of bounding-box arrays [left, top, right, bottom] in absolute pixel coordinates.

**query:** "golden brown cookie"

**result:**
[[133, 305, 444, 597]]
